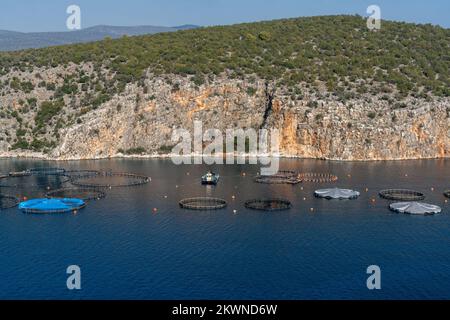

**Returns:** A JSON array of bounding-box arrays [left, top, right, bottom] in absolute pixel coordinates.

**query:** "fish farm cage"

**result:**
[[0, 173, 71, 188], [444, 190, 450, 199], [179, 197, 227, 210], [19, 198, 86, 214], [254, 170, 301, 185], [379, 189, 425, 201], [0, 194, 19, 210], [63, 170, 101, 180], [71, 171, 150, 188], [29, 167, 66, 175], [298, 173, 338, 183], [245, 198, 292, 211], [46, 188, 106, 201], [389, 202, 442, 216]]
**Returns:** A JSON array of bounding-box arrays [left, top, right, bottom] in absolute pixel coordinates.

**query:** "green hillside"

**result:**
[[1, 15, 449, 98]]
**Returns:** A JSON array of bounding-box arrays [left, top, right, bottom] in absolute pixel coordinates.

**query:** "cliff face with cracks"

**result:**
[[0, 70, 448, 161]]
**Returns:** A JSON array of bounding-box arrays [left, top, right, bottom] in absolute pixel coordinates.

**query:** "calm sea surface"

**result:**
[[0, 158, 449, 300]]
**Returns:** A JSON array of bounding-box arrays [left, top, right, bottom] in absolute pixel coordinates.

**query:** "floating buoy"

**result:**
[[175, 185, 179, 188], [164, 195, 168, 199], [303, 197, 306, 201], [405, 174, 408, 177], [186, 172, 190, 176], [231, 195, 236, 200], [365, 188, 369, 192], [242, 173, 246, 177], [152, 208, 158, 213], [47, 186, 51, 190], [371, 198, 376, 203], [310, 208, 314, 212], [300, 187, 304, 191], [431, 187, 435, 192], [23, 196, 28, 201], [233, 210, 237, 214]]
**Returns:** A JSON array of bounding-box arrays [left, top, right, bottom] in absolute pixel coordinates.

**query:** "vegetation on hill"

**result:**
[[0, 15, 449, 98]]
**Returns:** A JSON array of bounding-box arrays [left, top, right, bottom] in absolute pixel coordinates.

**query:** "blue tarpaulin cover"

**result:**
[[19, 198, 85, 212]]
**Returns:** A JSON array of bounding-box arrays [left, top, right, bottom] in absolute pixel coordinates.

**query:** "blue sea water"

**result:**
[[0, 158, 449, 300]]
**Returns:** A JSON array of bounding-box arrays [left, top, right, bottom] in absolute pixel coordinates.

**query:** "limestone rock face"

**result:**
[[0, 69, 449, 161]]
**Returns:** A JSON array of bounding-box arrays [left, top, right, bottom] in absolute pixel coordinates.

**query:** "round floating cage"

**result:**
[[19, 198, 86, 214], [245, 198, 292, 211], [179, 197, 227, 210], [298, 173, 338, 183], [315, 188, 360, 200], [444, 190, 450, 199], [254, 170, 301, 185], [389, 202, 442, 216], [0, 194, 20, 210], [29, 167, 66, 176], [71, 171, 150, 188], [0, 173, 70, 188], [46, 188, 106, 201], [379, 189, 425, 201], [63, 170, 101, 180]]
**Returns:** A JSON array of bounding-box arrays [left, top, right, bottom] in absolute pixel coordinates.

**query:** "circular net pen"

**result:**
[[0, 194, 19, 210], [179, 197, 227, 211], [63, 170, 101, 181], [298, 173, 338, 183], [29, 167, 66, 176], [0, 174, 71, 189], [245, 198, 292, 211], [71, 172, 150, 188], [46, 188, 106, 201], [379, 189, 425, 201], [19, 198, 86, 214], [444, 190, 450, 199], [254, 170, 301, 185]]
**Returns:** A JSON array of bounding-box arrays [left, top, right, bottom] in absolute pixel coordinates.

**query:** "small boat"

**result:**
[[201, 171, 220, 185]]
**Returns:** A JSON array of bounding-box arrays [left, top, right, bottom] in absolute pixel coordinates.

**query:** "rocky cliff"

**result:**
[[0, 67, 448, 161]]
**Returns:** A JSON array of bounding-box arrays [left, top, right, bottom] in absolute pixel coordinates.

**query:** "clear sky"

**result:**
[[0, 0, 448, 32]]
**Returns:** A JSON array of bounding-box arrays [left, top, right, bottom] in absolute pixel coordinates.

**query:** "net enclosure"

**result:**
[[389, 202, 442, 216], [0, 173, 70, 188], [379, 189, 425, 201], [314, 188, 360, 200], [298, 173, 338, 183], [179, 197, 227, 210], [29, 167, 66, 175], [19, 198, 86, 214], [245, 198, 292, 211], [254, 170, 301, 185], [71, 172, 150, 188], [46, 188, 106, 201], [0, 194, 19, 210]]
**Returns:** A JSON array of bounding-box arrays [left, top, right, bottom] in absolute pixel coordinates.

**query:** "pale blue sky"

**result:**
[[0, 0, 448, 32]]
